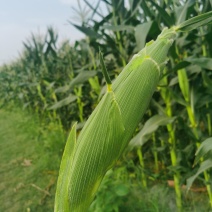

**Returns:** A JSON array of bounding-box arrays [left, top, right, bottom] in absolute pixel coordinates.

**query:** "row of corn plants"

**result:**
[[0, 27, 102, 129], [0, 0, 212, 211]]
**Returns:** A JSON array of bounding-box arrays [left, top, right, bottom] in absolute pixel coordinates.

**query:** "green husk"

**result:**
[[55, 27, 176, 212]]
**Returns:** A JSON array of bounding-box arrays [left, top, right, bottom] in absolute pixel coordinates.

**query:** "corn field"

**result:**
[[1, 0, 212, 211]]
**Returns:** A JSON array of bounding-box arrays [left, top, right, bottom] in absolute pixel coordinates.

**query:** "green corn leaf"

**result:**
[[101, 25, 134, 31], [84, 0, 103, 19], [88, 76, 101, 95], [175, 0, 195, 25], [172, 61, 190, 73], [135, 21, 153, 50], [185, 57, 212, 70], [202, 71, 212, 87], [187, 137, 212, 191], [187, 159, 212, 191], [129, 115, 176, 148], [55, 71, 97, 93], [194, 137, 212, 165], [176, 11, 212, 32], [196, 94, 212, 109], [152, 99, 167, 115], [55, 123, 77, 212], [125, 0, 143, 23], [48, 94, 77, 110], [69, 22, 101, 39], [171, 90, 188, 107], [149, 0, 174, 27]]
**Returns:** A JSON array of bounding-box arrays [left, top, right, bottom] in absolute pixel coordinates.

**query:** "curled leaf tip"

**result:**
[[176, 11, 212, 32]]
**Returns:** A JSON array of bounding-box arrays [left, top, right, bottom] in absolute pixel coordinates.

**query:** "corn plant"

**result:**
[[187, 137, 212, 190], [54, 12, 212, 211]]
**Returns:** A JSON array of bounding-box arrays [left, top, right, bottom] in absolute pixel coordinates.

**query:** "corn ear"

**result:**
[[54, 27, 177, 212], [112, 27, 177, 141]]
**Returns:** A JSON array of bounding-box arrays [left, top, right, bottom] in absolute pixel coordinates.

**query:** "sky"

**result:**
[[0, 0, 87, 65]]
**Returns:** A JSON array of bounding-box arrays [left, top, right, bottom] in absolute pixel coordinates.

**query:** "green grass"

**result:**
[[0, 108, 64, 211]]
